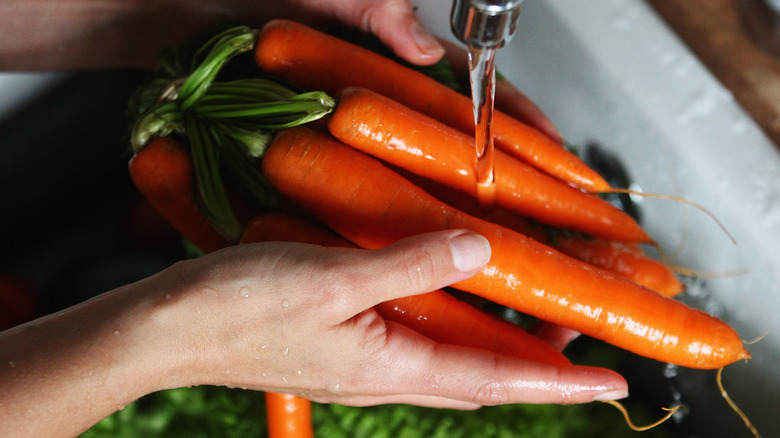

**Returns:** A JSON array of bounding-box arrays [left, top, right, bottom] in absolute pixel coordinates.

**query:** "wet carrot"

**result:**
[[128, 136, 230, 253], [260, 127, 749, 369], [551, 237, 683, 297], [254, 19, 609, 191], [402, 171, 683, 296], [328, 87, 650, 243], [240, 213, 570, 366], [264, 392, 313, 438]]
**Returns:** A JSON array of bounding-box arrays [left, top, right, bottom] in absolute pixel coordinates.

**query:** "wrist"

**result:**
[[0, 273, 183, 436]]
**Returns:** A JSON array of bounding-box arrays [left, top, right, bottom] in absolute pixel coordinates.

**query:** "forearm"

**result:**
[[0, 276, 182, 437], [0, 0, 225, 71]]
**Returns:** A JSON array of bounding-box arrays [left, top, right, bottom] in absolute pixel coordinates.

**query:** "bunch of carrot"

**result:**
[[126, 20, 751, 436]]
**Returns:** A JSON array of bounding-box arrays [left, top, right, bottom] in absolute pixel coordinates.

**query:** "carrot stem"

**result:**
[[194, 91, 335, 126], [131, 101, 182, 153], [177, 26, 259, 111], [184, 113, 244, 243]]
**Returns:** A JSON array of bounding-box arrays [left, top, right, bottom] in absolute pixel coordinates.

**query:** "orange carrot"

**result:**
[[260, 127, 749, 369], [264, 393, 314, 438], [551, 237, 683, 297], [254, 19, 609, 191], [128, 136, 230, 253], [327, 87, 650, 243], [401, 170, 683, 297], [240, 213, 348, 247], [240, 213, 570, 366]]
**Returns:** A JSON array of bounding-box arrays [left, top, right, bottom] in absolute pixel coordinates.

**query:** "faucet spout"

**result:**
[[450, 0, 523, 49]]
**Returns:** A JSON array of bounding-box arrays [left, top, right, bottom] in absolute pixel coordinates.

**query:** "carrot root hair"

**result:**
[[668, 264, 749, 279], [602, 188, 736, 245], [717, 367, 762, 438], [599, 400, 680, 432]]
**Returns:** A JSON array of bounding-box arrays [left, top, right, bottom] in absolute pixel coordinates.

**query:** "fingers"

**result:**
[[348, 0, 445, 65], [318, 393, 481, 410], [329, 230, 490, 316], [363, 324, 628, 406]]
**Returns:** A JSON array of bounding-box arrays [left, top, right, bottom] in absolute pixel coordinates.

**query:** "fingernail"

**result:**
[[592, 389, 629, 401], [411, 22, 445, 56], [450, 232, 491, 272]]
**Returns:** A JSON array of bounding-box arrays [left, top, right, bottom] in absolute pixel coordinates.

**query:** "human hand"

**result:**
[[0, 230, 627, 437], [153, 230, 627, 408]]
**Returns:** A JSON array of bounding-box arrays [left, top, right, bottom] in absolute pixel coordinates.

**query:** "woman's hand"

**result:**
[[159, 230, 626, 409], [0, 231, 627, 437]]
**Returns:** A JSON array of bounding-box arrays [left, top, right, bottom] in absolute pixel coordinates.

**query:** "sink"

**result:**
[[415, 0, 780, 436], [1, 2, 778, 435]]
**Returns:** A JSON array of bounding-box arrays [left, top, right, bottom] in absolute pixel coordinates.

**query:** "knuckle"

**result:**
[[473, 379, 511, 406], [399, 247, 439, 293]]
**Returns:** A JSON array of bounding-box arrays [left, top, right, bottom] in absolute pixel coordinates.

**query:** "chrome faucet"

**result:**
[[450, 0, 523, 49]]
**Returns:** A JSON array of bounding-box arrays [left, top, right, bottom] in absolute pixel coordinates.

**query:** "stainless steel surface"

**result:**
[[450, 0, 523, 49]]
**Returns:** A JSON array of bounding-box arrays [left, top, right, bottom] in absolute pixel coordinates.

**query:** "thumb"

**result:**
[[357, 0, 445, 65], [339, 230, 490, 314]]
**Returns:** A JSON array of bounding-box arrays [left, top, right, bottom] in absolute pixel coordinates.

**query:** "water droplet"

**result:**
[[281, 299, 290, 308], [327, 382, 343, 394], [238, 287, 251, 298], [296, 370, 302, 376], [282, 347, 289, 355], [113, 330, 121, 336], [662, 363, 678, 378]]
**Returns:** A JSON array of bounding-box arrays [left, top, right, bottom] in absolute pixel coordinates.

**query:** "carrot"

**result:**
[[264, 392, 313, 438], [401, 170, 683, 296], [240, 213, 570, 366], [128, 136, 230, 253], [551, 237, 684, 297], [240, 212, 348, 247], [254, 19, 609, 191], [327, 87, 650, 243], [260, 127, 749, 369]]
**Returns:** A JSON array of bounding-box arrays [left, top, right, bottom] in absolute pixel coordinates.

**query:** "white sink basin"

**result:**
[[415, 0, 780, 436]]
